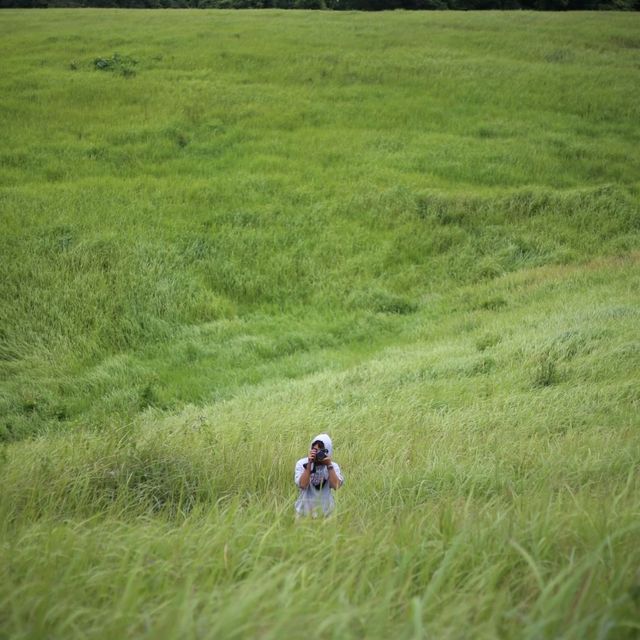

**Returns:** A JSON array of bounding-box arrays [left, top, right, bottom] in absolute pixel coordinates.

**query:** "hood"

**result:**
[[311, 433, 333, 457]]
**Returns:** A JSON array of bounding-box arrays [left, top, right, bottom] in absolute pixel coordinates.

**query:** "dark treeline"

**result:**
[[2, 0, 639, 9]]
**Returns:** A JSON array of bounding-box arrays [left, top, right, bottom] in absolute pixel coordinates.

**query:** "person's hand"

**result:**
[[319, 456, 332, 466], [308, 449, 317, 464]]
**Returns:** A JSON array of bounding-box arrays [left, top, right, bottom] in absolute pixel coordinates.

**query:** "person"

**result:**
[[294, 433, 344, 518]]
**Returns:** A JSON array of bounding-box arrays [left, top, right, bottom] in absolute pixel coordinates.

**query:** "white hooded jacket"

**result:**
[[294, 433, 344, 517]]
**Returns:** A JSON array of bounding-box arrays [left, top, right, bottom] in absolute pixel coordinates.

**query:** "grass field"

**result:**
[[1, 9, 640, 639]]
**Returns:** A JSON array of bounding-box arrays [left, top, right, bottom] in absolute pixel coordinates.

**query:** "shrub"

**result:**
[[93, 53, 138, 77]]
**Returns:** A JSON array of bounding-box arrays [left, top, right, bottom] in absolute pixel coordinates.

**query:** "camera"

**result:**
[[315, 448, 329, 463]]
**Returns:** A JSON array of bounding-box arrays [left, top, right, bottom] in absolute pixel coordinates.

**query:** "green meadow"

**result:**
[[1, 9, 639, 639]]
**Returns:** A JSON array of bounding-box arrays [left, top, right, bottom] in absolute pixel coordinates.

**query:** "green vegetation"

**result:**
[[4, 0, 640, 13], [1, 10, 639, 639]]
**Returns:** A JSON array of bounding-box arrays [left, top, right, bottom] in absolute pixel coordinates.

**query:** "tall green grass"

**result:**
[[2, 255, 639, 638], [1, 9, 639, 639]]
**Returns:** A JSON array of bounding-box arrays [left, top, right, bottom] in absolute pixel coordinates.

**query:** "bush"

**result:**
[[93, 53, 138, 77]]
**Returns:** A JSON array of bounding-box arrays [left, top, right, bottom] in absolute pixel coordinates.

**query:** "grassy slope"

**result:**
[[2, 254, 639, 639], [1, 9, 639, 438], [0, 9, 639, 639]]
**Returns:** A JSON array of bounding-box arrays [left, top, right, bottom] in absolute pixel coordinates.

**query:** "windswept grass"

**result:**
[[2, 254, 639, 638], [0, 9, 639, 639]]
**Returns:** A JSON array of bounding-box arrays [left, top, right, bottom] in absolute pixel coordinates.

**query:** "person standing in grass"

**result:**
[[295, 433, 344, 518]]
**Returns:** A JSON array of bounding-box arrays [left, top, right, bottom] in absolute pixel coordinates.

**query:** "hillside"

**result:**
[[0, 10, 639, 639]]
